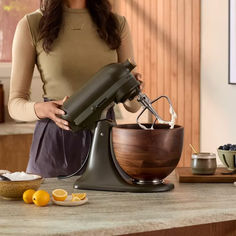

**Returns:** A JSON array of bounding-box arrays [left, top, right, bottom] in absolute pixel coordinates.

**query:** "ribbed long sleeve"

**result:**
[[8, 16, 39, 121]]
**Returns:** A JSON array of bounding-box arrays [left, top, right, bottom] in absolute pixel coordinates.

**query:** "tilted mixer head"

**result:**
[[62, 59, 176, 131], [62, 59, 140, 130]]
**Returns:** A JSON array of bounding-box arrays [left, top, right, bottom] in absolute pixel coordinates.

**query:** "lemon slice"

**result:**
[[71, 196, 81, 202], [52, 189, 68, 201], [72, 193, 87, 200]]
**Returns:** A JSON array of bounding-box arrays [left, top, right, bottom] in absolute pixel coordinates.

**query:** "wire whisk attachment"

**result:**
[[136, 93, 177, 130]]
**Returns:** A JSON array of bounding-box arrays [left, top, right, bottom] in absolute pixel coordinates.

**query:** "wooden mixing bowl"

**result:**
[[112, 124, 184, 181]]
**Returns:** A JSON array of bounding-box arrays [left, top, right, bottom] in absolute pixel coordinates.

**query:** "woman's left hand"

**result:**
[[133, 72, 144, 90], [123, 72, 143, 113]]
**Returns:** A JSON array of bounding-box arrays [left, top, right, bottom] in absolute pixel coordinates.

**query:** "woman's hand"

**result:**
[[34, 96, 70, 130], [123, 72, 143, 113], [133, 72, 144, 90]]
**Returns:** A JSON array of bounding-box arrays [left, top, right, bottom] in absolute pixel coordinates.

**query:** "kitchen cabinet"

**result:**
[[0, 122, 35, 172], [0, 172, 236, 235]]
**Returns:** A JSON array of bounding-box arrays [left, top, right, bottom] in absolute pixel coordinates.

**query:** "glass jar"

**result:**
[[191, 153, 217, 175]]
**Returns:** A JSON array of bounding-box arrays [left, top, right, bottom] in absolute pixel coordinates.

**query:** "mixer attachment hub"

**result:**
[[132, 179, 164, 185]]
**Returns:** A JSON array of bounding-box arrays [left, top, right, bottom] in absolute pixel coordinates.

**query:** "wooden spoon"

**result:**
[[189, 144, 198, 153]]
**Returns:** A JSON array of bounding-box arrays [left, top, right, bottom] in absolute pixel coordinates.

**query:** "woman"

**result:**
[[8, 0, 141, 177]]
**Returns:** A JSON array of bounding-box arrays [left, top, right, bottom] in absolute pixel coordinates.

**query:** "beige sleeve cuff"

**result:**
[[8, 99, 39, 122]]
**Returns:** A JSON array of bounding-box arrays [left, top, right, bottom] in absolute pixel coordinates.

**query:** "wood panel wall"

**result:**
[[111, 0, 201, 167]]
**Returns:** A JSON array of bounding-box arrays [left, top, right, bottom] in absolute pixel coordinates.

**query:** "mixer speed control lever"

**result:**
[[96, 98, 107, 108]]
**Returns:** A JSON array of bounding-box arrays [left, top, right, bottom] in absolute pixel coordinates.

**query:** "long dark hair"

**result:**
[[39, 0, 121, 53]]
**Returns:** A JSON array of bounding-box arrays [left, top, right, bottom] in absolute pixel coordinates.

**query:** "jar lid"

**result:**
[[192, 153, 216, 159]]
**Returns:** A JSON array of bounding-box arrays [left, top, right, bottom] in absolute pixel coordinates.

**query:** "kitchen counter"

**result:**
[[0, 122, 36, 135], [0, 119, 127, 136], [0, 172, 236, 236]]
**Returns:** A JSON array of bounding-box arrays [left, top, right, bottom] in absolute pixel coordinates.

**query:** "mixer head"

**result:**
[[61, 59, 177, 131], [61, 59, 140, 130]]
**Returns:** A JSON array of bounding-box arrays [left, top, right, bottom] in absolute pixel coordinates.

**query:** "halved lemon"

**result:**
[[72, 193, 86, 200], [52, 189, 68, 201]]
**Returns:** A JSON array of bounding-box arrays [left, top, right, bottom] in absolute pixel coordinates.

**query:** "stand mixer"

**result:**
[[61, 59, 184, 192]]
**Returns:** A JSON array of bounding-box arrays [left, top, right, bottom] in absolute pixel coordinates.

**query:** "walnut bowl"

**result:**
[[112, 124, 184, 182]]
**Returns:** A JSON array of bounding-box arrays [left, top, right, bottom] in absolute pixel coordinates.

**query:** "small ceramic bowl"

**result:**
[[217, 149, 236, 171], [0, 175, 43, 200], [191, 153, 217, 175]]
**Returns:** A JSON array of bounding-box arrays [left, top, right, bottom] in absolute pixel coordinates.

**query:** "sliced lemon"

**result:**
[[71, 196, 81, 202], [52, 189, 68, 201], [72, 193, 86, 200]]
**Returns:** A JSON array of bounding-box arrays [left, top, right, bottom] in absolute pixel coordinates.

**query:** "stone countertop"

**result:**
[[0, 173, 236, 236], [0, 122, 36, 135]]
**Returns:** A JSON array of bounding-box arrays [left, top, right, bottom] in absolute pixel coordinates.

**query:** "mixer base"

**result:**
[[74, 180, 174, 192], [74, 120, 175, 193]]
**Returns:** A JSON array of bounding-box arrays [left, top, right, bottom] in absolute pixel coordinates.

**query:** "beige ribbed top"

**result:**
[[8, 6, 135, 121]]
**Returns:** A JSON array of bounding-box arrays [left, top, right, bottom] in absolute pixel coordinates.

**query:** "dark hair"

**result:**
[[39, 0, 121, 53]]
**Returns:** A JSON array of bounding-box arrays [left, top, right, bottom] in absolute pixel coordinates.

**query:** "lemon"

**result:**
[[32, 190, 50, 207], [23, 189, 36, 204], [52, 189, 68, 201], [71, 196, 81, 202], [72, 193, 86, 200]]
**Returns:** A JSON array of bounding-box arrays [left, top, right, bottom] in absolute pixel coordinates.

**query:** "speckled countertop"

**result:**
[[0, 172, 236, 235], [0, 122, 36, 135]]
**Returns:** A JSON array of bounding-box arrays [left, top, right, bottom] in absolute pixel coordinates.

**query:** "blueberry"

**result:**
[[218, 146, 223, 150], [223, 145, 230, 150], [230, 144, 236, 151]]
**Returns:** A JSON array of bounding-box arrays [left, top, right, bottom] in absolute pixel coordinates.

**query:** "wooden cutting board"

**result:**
[[175, 167, 236, 183]]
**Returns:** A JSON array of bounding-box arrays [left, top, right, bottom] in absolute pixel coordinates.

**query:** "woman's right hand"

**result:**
[[34, 96, 70, 130]]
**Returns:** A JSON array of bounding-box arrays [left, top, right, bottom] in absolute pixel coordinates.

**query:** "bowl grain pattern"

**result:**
[[112, 124, 184, 181]]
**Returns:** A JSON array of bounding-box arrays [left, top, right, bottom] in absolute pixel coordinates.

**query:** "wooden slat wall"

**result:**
[[111, 0, 200, 167]]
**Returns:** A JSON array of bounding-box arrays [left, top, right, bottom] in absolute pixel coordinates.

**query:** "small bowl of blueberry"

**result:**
[[217, 144, 236, 171]]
